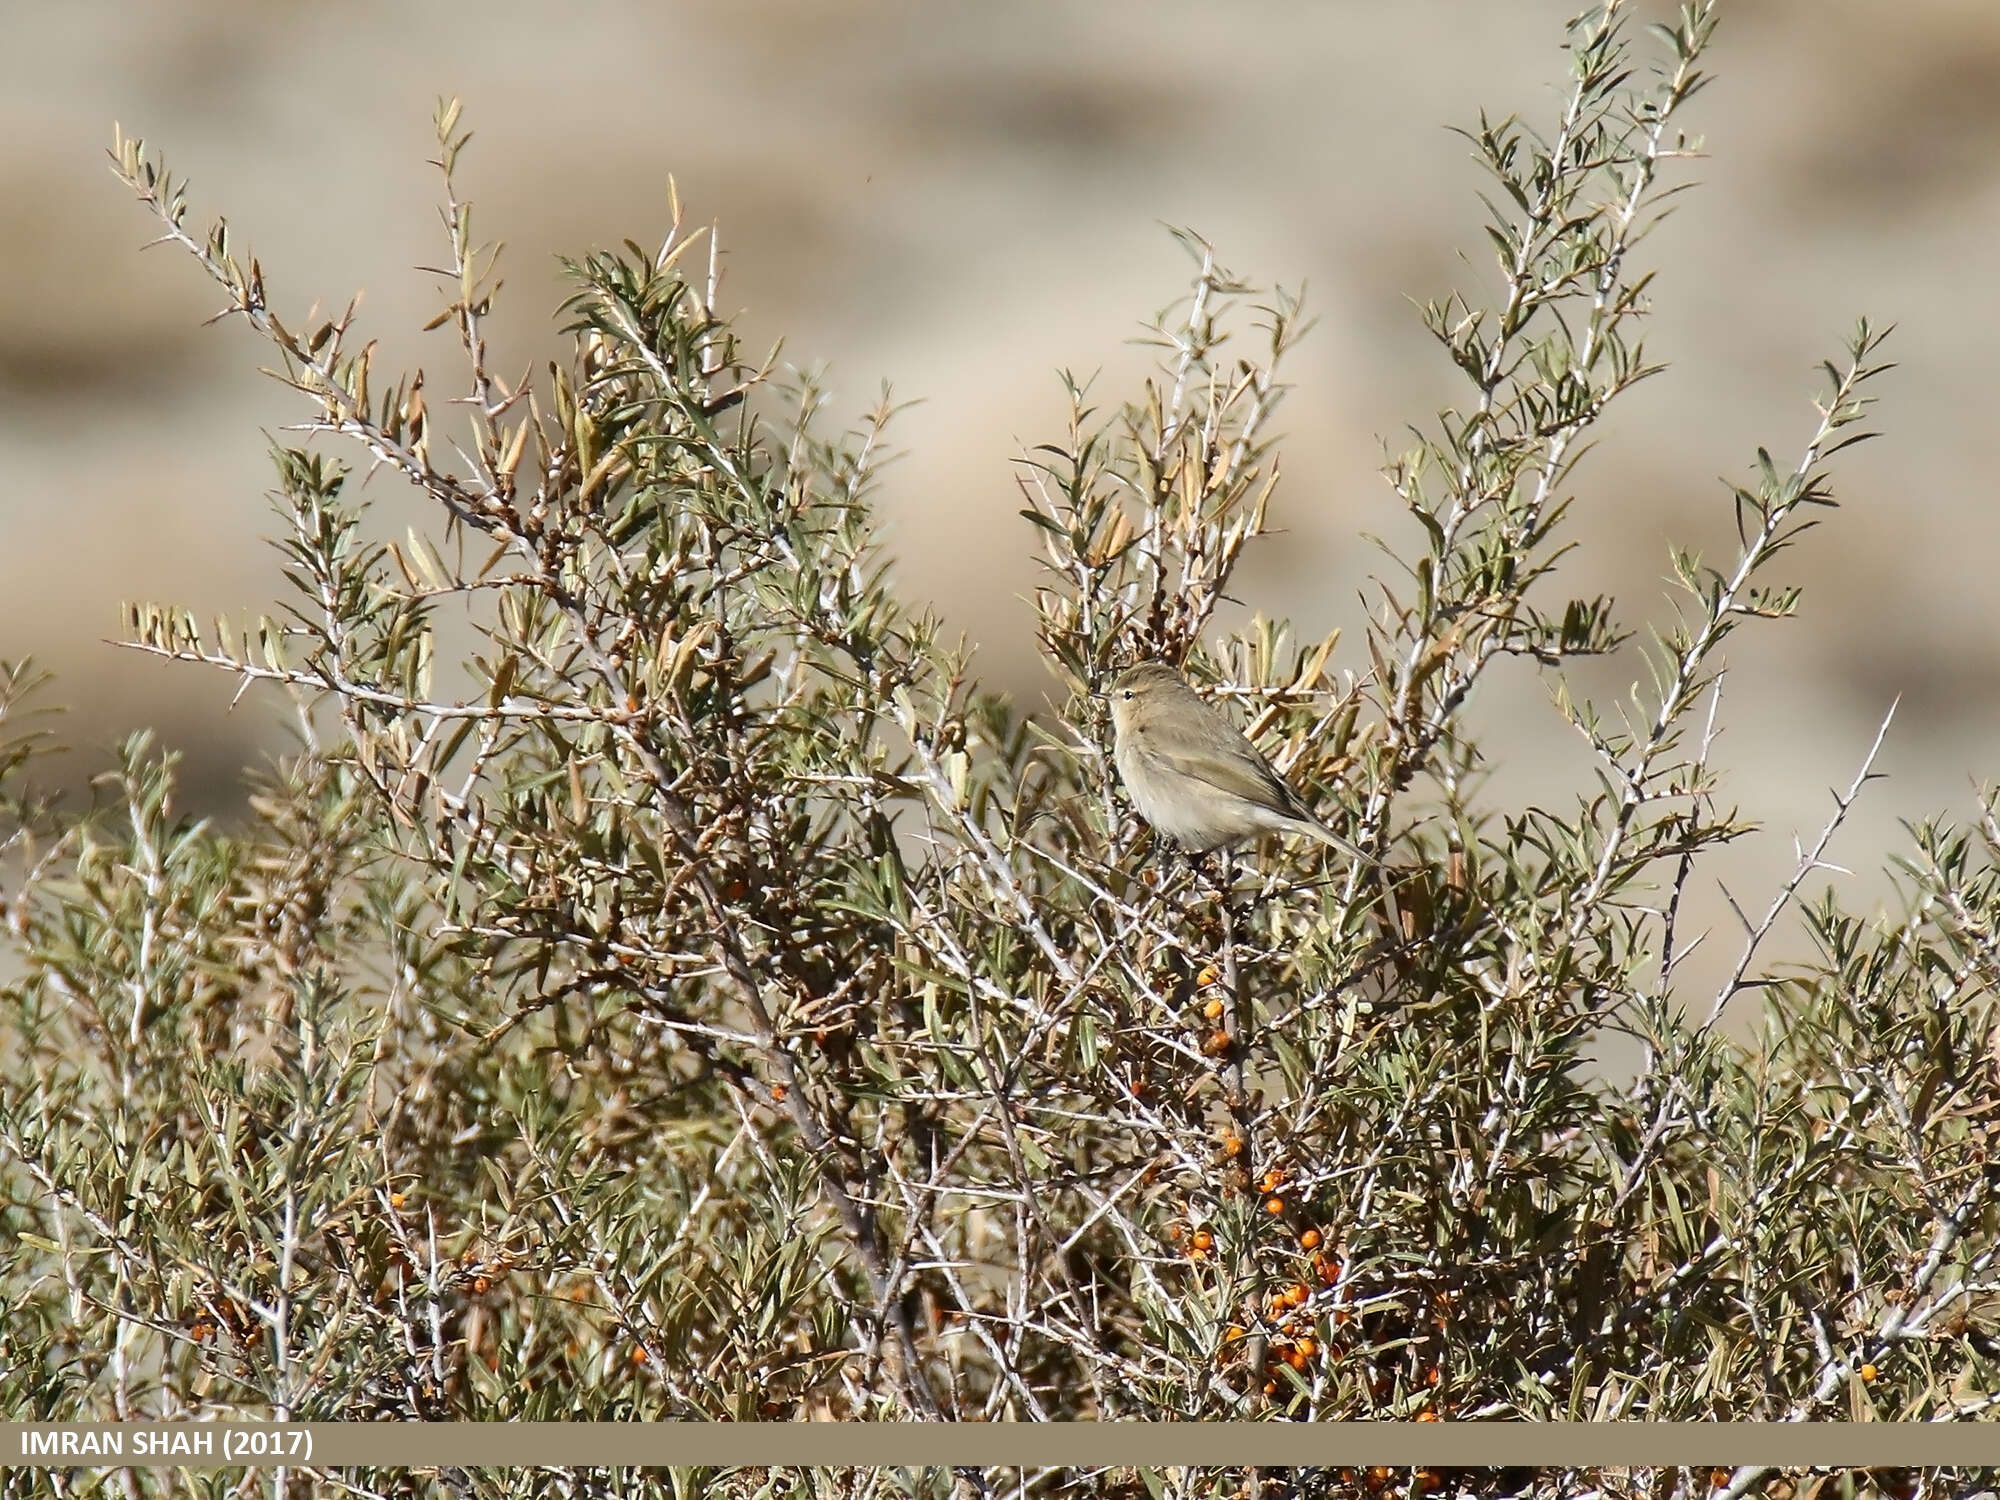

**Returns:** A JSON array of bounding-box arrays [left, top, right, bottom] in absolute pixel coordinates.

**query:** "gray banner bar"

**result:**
[[1, 1423, 1991, 1468]]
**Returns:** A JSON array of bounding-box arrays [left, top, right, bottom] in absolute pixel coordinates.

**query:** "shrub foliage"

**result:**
[[3, 3, 1996, 1496]]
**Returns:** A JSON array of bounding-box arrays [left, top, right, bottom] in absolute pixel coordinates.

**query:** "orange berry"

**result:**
[[389, 1192, 407, 1209], [1295, 1337, 1316, 1358], [1284, 1347, 1307, 1371], [1286, 1282, 1310, 1307], [1262, 1379, 1278, 1397], [770, 1083, 788, 1102], [1860, 1363, 1879, 1382], [1221, 1133, 1244, 1157], [1416, 1410, 1439, 1422], [472, 1276, 491, 1295], [1192, 1230, 1214, 1253], [1299, 1228, 1321, 1250], [1195, 965, 1221, 988], [1264, 1197, 1285, 1215], [1426, 1367, 1441, 1386], [1223, 1325, 1246, 1344], [1202, 998, 1225, 1021], [1201, 1030, 1232, 1056], [630, 1345, 648, 1365]]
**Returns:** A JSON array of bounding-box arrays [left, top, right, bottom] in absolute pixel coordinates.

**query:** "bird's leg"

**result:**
[[1166, 846, 1213, 931]]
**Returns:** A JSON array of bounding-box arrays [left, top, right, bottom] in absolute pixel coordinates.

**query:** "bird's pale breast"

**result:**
[[1116, 734, 1277, 852]]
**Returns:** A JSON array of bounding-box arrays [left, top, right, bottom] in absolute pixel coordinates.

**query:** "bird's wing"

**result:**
[[1135, 733, 1368, 856], [1134, 733, 1297, 810]]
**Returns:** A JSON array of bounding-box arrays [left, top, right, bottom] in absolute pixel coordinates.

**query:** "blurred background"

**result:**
[[3, 0, 1997, 960]]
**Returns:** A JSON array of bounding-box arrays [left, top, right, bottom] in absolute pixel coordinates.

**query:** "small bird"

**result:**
[[1103, 660, 1366, 861]]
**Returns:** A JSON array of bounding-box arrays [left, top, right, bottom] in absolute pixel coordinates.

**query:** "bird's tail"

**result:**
[[1292, 815, 1374, 865]]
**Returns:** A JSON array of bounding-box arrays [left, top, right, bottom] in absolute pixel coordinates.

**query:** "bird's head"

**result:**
[[1102, 660, 1195, 737]]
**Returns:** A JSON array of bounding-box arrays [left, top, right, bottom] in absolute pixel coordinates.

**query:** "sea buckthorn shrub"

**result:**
[[3, 5, 1996, 1499]]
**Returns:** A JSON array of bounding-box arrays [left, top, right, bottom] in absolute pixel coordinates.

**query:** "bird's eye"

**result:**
[[1120, 689, 1135, 701]]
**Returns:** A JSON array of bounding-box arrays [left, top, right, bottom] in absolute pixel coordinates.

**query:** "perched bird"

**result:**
[[1104, 660, 1365, 861]]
